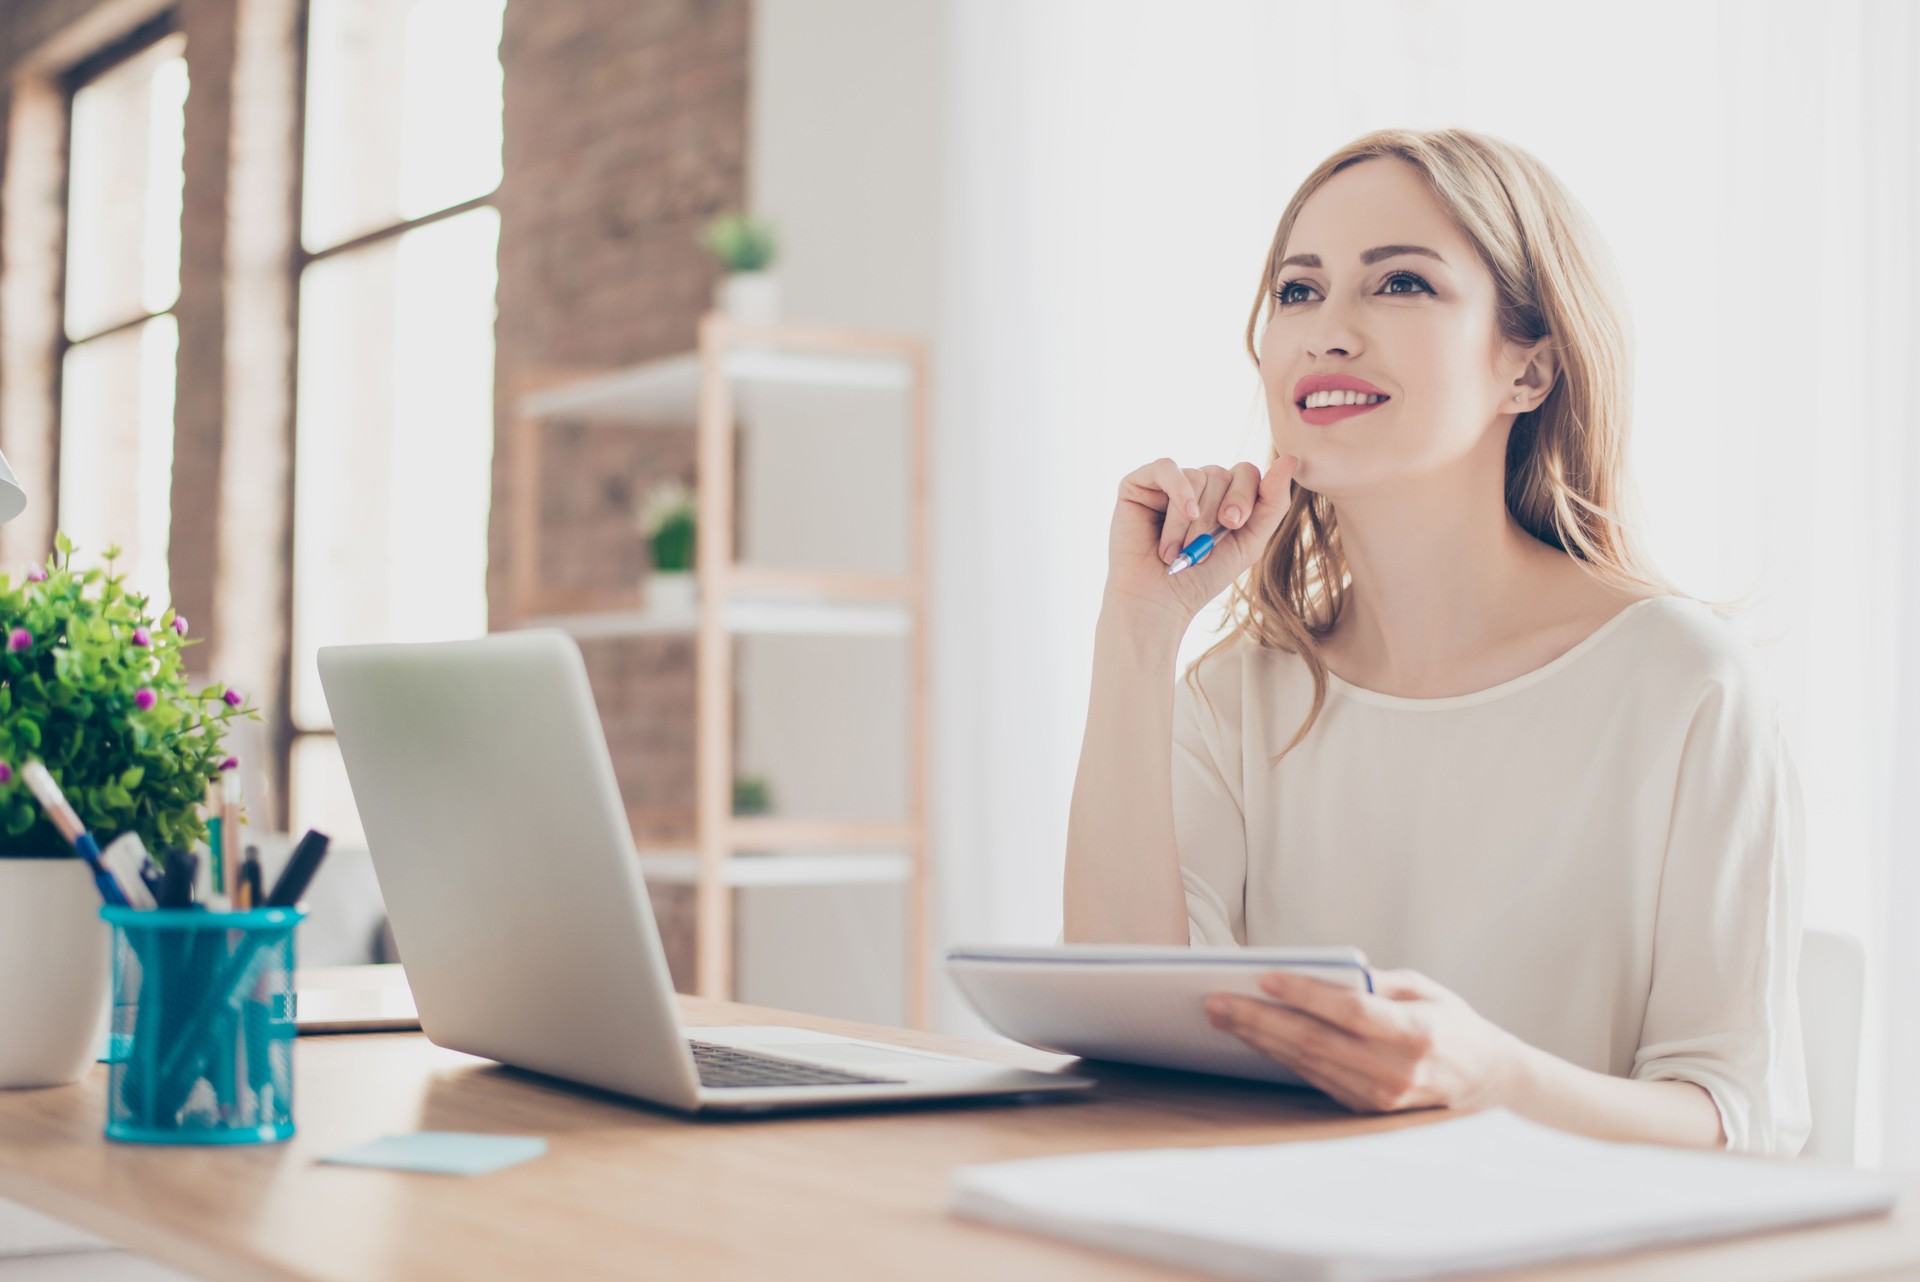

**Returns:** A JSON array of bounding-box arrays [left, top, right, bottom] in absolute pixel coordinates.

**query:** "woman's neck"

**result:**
[[1318, 430, 1571, 692]]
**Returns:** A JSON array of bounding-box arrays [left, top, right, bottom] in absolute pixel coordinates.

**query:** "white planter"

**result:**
[[715, 272, 780, 325], [647, 570, 698, 616], [0, 856, 113, 1088]]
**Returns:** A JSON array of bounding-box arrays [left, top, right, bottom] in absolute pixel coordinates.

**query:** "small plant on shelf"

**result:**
[[698, 212, 778, 273], [732, 774, 772, 817], [699, 211, 781, 324], [635, 479, 696, 573]]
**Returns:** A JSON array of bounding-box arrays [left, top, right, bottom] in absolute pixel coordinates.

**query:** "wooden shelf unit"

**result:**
[[505, 314, 932, 1028]]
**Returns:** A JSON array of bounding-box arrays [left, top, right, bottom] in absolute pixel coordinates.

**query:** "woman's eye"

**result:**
[[1270, 271, 1434, 307]]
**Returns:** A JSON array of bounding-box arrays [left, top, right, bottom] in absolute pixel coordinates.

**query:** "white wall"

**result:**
[[731, 0, 946, 1025]]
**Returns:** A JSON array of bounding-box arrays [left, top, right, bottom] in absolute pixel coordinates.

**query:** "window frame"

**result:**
[[281, 0, 503, 830], [53, 8, 185, 549]]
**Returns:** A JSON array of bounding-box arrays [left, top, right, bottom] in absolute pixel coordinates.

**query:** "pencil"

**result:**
[[220, 768, 242, 900]]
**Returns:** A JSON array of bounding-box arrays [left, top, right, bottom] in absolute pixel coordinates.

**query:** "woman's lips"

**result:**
[[1298, 397, 1389, 425]]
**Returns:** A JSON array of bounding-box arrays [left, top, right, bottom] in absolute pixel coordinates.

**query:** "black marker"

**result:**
[[265, 829, 332, 908]]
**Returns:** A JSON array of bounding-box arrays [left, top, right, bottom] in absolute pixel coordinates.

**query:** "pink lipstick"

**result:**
[[1299, 398, 1389, 426]]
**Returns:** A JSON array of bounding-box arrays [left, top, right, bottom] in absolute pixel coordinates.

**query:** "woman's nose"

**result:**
[[1305, 297, 1367, 358]]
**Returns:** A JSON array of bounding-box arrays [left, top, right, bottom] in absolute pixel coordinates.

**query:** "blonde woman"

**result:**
[[1062, 128, 1809, 1158]]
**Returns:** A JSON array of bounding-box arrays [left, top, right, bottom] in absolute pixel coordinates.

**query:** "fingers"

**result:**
[[1370, 968, 1441, 1001], [1216, 455, 1298, 562], [1206, 997, 1393, 1110], [1119, 455, 1297, 570], [1256, 970, 1407, 1041], [1209, 994, 1365, 1060], [1160, 465, 1230, 565], [1215, 462, 1262, 532], [1118, 457, 1196, 517]]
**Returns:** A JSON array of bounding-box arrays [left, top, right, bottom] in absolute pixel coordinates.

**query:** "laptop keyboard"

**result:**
[[689, 1039, 905, 1089]]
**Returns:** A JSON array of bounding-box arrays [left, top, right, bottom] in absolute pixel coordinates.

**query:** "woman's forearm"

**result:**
[[1506, 1041, 1726, 1150], [1062, 599, 1190, 944]]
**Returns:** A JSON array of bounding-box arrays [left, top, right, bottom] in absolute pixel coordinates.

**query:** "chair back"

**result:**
[[1798, 927, 1865, 1163]]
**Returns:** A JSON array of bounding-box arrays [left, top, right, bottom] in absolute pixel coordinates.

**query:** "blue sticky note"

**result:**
[[319, 1132, 548, 1176]]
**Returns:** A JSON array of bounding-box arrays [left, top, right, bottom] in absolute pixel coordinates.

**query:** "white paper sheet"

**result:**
[[949, 1107, 1899, 1282]]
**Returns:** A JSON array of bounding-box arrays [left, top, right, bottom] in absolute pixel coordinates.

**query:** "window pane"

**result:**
[[301, 0, 505, 253], [65, 32, 187, 340], [291, 206, 499, 728], [57, 315, 178, 605]]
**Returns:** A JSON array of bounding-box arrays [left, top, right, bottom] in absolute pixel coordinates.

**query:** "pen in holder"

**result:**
[[100, 905, 303, 1144]]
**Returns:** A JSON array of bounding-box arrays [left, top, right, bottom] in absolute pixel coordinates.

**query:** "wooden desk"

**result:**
[[1, 996, 1917, 1282]]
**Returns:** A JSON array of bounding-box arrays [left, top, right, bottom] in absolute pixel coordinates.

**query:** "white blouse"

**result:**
[[1171, 594, 1811, 1157]]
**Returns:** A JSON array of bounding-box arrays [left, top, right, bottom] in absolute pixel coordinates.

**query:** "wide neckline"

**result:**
[[1323, 595, 1671, 711]]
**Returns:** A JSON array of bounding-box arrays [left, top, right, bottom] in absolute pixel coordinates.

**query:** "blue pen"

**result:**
[[20, 760, 129, 907], [1166, 525, 1230, 576]]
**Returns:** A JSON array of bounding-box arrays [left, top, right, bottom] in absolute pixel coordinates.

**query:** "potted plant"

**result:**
[[698, 211, 780, 324], [0, 536, 257, 1088], [635, 479, 697, 615], [731, 774, 773, 817]]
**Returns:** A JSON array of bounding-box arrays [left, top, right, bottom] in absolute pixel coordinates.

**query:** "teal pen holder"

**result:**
[[99, 905, 304, 1145]]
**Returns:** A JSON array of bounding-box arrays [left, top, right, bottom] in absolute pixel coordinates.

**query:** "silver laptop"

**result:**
[[316, 630, 1094, 1114]]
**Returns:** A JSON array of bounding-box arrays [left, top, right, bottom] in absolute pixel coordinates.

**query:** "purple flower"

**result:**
[[0, 763, 12, 784], [7, 628, 30, 652], [132, 626, 152, 647], [173, 616, 189, 636], [218, 756, 238, 771], [134, 688, 157, 711], [25, 566, 47, 583], [222, 688, 243, 707]]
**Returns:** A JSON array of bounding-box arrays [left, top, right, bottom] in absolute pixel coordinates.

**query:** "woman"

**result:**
[[1061, 127, 1809, 1158]]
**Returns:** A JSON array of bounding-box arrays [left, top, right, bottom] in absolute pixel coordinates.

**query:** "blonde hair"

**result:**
[[1185, 126, 1742, 765]]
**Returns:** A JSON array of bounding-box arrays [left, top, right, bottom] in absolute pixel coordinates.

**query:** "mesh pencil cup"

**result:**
[[99, 905, 304, 1144]]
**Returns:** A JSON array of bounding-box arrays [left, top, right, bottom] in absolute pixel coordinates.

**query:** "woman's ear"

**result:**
[[1508, 337, 1559, 408]]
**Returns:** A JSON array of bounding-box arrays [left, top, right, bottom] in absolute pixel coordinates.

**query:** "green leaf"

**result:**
[[54, 532, 72, 557], [119, 765, 144, 791]]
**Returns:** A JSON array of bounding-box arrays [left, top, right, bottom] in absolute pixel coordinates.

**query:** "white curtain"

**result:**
[[932, 0, 1920, 1170]]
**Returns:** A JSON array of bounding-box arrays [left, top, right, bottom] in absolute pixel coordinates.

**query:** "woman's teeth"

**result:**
[[1300, 391, 1388, 409]]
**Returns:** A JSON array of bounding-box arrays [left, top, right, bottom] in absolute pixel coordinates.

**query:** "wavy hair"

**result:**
[[1185, 127, 1741, 764]]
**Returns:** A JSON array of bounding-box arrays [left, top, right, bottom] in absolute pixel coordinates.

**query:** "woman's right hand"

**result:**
[[1104, 454, 1300, 631]]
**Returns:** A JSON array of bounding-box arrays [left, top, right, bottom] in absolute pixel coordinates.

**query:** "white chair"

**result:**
[[1798, 927, 1866, 1164]]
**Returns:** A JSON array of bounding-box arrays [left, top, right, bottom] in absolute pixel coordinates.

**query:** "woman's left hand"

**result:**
[[1205, 968, 1533, 1116]]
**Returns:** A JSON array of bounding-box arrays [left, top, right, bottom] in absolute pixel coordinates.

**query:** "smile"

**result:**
[[1298, 397, 1390, 425]]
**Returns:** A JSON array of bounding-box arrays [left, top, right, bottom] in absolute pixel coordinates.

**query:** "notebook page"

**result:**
[[949, 1108, 1899, 1282]]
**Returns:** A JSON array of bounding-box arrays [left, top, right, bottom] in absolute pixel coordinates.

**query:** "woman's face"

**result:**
[[1258, 157, 1544, 495]]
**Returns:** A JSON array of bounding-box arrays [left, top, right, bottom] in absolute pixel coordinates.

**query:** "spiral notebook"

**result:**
[[949, 1108, 1899, 1282]]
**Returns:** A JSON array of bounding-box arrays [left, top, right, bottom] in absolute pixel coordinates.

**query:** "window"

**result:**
[[58, 21, 188, 606], [288, 0, 505, 841]]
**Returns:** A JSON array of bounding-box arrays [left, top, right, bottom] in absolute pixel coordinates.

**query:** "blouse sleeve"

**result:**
[[1629, 663, 1812, 1157], [1170, 653, 1250, 947]]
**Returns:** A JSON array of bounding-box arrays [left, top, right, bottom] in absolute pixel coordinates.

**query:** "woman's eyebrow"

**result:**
[[1276, 244, 1448, 271]]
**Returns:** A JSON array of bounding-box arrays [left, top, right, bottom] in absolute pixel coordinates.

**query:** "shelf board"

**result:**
[[519, 346, 912, 425], [726, 818, 916, 850], [520, 595, 912, 638], [635, 850, 913, 887]]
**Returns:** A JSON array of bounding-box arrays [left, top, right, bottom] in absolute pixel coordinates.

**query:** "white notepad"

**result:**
[[949, 1108, 1899, 1282]]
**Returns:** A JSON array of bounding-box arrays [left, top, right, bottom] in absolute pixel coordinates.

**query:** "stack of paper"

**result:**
[[949, 1108, 1898, 1282]]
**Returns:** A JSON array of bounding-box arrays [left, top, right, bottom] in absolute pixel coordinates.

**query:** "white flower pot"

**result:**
[[715, 272, 780, 325], [0, 856, 113, 1088], [647, 570, 698, 617]]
